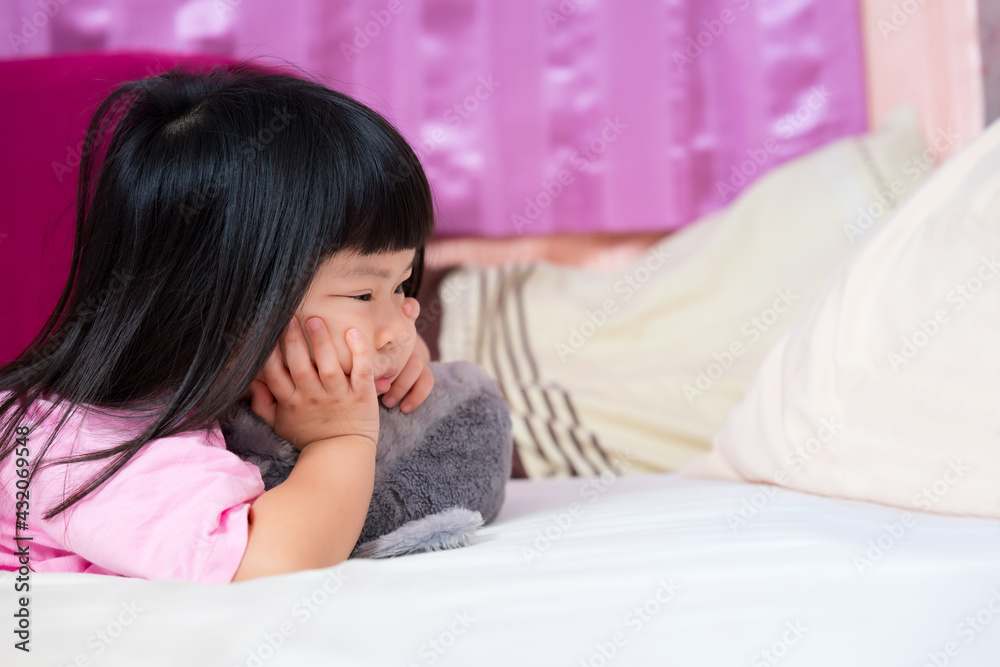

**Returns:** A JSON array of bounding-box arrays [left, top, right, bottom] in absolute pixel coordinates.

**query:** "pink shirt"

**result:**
[[0, 393, 265, 584]]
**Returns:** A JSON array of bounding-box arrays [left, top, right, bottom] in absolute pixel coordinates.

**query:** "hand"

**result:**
[[249, 317, 380, 451], [380, 298, 434, 413]]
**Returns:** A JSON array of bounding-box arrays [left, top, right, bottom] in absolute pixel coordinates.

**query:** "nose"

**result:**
[[374, 297, 411, 351]]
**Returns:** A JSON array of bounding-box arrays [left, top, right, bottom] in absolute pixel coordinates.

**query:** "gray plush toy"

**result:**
[[219, 360, 512, 559]]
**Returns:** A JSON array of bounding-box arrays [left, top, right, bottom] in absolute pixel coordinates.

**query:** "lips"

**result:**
[[374, 367, 396, 394]]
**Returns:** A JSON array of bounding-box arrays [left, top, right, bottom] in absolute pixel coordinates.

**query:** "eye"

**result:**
[[351, 293, 373, 302]]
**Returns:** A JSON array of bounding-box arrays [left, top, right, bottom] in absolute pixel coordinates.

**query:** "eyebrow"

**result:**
[[339, 258, 414, 281]]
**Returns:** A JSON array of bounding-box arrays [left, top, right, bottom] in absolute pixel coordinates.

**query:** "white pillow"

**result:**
[[681, 115, 1000, 518]]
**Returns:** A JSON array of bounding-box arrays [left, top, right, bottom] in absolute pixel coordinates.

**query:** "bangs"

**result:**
[[309, 94, 435, 259]]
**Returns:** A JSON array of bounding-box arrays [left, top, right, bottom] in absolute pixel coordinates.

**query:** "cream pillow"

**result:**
[[681, 116, 1000, 518], [439, 107, 933, 478]]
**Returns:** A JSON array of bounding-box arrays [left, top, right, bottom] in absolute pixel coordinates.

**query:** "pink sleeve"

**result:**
[[34, 423, 265, 585]]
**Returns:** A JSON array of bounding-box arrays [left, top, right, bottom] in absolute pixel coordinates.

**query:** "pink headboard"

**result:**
[[0, 52, 232, 367]]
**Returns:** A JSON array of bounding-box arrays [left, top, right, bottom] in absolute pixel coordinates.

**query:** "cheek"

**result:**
[[294, 307, 355, 374], [402, 314, 417, 357], [324, 316, 354, 367]]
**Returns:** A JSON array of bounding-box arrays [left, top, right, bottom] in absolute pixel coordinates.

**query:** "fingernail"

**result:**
[[349, 328, 360, 339], [383, 396, 397, 407], [401, 403, 412, 413], [307, 317, 321, 330]]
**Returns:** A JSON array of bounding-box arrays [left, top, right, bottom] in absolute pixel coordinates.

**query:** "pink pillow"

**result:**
[[681, 116, 1000, 519]]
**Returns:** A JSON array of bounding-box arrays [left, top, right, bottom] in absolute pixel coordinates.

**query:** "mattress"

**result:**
[[4, 473, 999, 666]]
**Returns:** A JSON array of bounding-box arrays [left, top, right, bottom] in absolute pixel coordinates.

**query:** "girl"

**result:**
[[0, 62, 436, 583]]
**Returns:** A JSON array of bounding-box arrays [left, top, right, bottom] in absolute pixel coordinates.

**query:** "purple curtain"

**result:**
[[1, 0, 867, 237]]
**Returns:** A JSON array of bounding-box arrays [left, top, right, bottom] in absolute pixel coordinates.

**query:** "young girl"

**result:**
[[0, 62, 436, 583]]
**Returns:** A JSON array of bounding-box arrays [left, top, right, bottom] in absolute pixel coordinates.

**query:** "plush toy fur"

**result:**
[[220, 361, 512, 558]]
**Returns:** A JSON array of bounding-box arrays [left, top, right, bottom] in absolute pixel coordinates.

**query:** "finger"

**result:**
[[381, 356, 422, 407], [259, 341, 295, 400], [399, 367, 435, 414], [248, 379, 277, 428], [401, 297, 420, 322], [304, 317, 347, 394], [283, 316, 322, 392], [345, 328, 374, 393]]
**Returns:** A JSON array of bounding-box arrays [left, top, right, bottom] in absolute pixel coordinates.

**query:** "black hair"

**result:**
[[0, 61, 434, 540]]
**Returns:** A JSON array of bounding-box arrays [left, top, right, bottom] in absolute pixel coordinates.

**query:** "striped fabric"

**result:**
[[460, 264, 628, 478]]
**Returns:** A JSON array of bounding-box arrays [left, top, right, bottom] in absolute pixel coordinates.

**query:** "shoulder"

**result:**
[[2, 392, 260, 494]]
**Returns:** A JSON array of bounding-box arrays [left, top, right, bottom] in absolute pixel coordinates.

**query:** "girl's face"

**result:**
[[284, 248, 418, 395]]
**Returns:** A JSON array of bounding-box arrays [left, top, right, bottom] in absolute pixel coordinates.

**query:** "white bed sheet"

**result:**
[[4, 473, 1000, 666]]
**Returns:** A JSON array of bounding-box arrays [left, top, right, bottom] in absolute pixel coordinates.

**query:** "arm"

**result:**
[[231, 435, 374, 581], [232, 318, 380, 582]]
